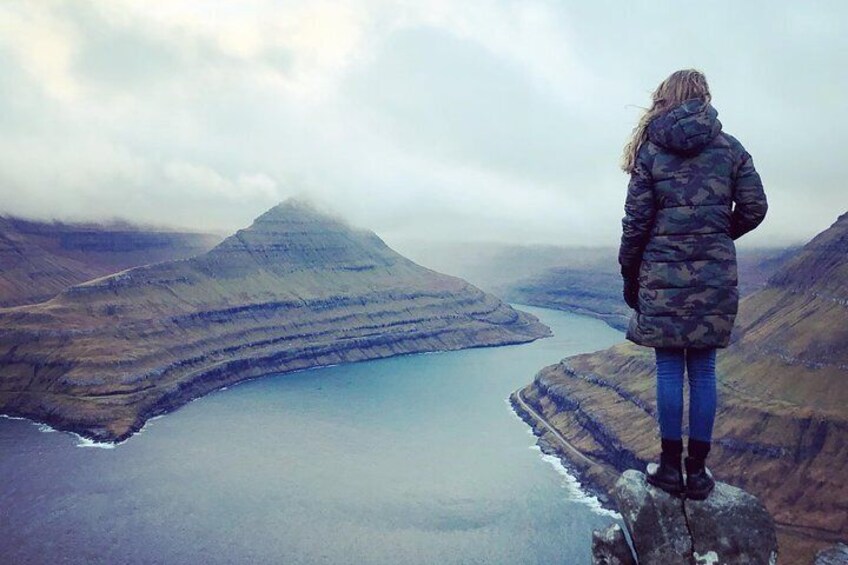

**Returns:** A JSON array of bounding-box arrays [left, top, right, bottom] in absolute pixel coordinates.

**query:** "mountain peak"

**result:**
[[205, 199, 400, 272], [0, 196, 550, 444], [250, 198, 346, 229]]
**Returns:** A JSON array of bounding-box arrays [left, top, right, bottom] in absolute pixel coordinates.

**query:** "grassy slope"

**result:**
[[0, 215, 221, 307], [0, 201, 550, 442], [517, 212, 848, 563]]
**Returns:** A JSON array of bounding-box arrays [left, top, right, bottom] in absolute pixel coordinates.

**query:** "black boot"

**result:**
[[685, 438, 715, 500], [646, 438, 684, 496]]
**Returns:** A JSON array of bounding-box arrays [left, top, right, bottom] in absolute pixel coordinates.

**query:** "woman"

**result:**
[[618, 69, 767, 499]]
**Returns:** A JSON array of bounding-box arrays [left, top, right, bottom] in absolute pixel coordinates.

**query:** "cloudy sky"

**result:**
[[1, 1, 845, 248]]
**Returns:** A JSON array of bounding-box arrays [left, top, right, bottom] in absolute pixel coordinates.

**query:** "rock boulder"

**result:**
[[592, 523, 636, 565], [592, 470, 778, 564]]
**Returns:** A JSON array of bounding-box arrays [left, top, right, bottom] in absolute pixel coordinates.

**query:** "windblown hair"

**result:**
[[621, 69, 711, 173]]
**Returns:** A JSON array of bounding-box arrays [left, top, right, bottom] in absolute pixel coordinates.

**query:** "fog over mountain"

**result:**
[[1, 1, 844, 247]]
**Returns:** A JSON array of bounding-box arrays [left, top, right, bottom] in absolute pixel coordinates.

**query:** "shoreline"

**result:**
[[509, 386, 620, 514], [0, 326, 551, 446], [503, 397, 620, 520], [509, 382, 845, 563]]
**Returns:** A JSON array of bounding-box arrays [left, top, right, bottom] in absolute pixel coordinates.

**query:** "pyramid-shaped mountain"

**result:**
[[0, 199, 550, 442], [512, 211, 848, 562]]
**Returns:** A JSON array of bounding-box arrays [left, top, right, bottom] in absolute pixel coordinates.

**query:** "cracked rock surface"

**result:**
[[593, 470, 778, 565]]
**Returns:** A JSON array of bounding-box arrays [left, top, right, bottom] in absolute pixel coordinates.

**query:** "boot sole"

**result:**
[[646, 474, 685, 497], [684, 465, 715, 500], [685, 484, 715, 501]]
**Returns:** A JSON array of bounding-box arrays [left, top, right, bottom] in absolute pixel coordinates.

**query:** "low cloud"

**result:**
[[1, 0, 844, 246]]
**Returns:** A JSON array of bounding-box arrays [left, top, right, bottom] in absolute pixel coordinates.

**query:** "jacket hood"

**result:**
[[647, 98, 722, 155]]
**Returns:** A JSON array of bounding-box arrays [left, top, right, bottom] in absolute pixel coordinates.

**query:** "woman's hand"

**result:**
[[621, 264, 640, 311], [623, 278, 639, 310]]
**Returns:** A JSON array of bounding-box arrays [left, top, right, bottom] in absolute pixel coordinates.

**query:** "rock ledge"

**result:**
[[592, 470, 778, 565]]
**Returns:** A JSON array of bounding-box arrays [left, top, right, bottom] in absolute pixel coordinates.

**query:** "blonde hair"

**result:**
[[621, 69, 711, 173]]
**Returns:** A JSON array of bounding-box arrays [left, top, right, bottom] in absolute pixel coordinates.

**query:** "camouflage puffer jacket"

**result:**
[[619, 98, 768, 348]]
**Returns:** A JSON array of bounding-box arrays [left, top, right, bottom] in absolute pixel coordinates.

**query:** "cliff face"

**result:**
[[514, 212, 848, 563], [0, 215, 221, 307], [723, 211, 848, 413], [0, 200, 550, 442]]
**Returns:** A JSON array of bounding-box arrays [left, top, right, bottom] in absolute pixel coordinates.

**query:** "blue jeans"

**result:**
[[655, 347, 717, 442]]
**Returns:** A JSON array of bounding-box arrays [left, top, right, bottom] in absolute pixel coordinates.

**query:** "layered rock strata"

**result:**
[[515, 212, 848, 563], [0, 200, 550, 442], [506, 265, 630, 331]]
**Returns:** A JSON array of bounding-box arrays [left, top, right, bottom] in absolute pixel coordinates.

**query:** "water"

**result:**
[[0, 306, 624, 564]]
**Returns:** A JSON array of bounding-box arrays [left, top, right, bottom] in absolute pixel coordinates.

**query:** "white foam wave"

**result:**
[[504, 396, 525, 418], [1, 414, 113, 448], [75, 434, 119, 449], [502, 397, 538, 435], [530, 445, 621, 519], [75, 413, 169, 448], [2, 414, 62, 436], [1, 412, 139, 448], [503, 398, 621, 519]]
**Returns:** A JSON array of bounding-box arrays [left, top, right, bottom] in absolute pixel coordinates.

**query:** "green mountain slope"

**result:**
[[513, 211, 848, 563], [0, 199, 550, 442]]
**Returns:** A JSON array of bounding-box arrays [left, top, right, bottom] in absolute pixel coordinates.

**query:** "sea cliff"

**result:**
[[513, 211, 848, 563], [0, 199, 550, 442]]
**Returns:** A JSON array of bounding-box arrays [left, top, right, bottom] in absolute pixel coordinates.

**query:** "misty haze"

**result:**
[[1, 2, 846, 565]]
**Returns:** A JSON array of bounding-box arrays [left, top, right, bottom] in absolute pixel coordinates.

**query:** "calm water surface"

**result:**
[[1, 306, 623, 564]]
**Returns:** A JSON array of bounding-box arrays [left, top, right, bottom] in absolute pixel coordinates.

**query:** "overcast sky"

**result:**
[[1, 1, 845, 247]]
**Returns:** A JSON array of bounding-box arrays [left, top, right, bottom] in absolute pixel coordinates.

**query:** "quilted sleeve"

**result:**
[[618, 146, 656, 273], [730, 148, 768, 240]]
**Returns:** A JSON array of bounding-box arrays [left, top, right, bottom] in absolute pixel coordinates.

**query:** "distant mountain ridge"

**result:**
[[0, 199, 550, 442], [512, 211, 848, 563], [723, 211, 848, 413], [0, 214, 222, 307], [391, 240, 796, 333], [501, 246, 797, 333]]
